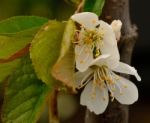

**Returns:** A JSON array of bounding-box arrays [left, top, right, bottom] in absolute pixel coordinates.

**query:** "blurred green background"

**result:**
[[0, 0, 76, 21]]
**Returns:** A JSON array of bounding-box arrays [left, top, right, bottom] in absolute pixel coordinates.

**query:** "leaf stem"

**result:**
[[49, 88, 59, 123]]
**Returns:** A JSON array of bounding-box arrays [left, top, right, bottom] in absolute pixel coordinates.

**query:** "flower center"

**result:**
[[95, 66, 114, 85], [91, 66, 114, 100], [75, 27, 105, 58], [83, 29, 104, 58], [91, 66, 128, 101], [84, 30, 101, 44]]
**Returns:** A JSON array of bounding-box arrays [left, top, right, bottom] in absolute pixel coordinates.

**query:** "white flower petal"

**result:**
[[75, 68, 93, 87], [90, 54, 110, 66], [99, 20, 118, 55], [71, 12, 99, 30], [91, 52, 120, 69], [111, 20, 122, 41], [112, 74, 138, 104], [112, 62, 141, 81], [80, 82, 109, 115], [95, 20, 120, 68], [75, 44, 93, 72], [105, 47, 120, 69]]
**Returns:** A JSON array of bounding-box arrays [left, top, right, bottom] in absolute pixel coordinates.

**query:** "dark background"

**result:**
[[130, 0, 150, 123], [0, 0, 149, 123]]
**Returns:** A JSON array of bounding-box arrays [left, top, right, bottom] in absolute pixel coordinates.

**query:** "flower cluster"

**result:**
[[71, 12, 141, 115]]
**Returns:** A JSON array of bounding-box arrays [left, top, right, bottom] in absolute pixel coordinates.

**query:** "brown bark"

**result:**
[[85, 0, 138, 123]]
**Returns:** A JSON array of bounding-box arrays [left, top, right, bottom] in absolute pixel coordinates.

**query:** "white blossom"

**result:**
[[71, 12, 121, 72], [75, 61, 141, 115], [71, 12, 141, 115]]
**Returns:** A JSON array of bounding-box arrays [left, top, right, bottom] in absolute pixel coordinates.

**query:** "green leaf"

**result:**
[[30, 20, 65, 85], [0, 16, 48, 60], [0, 16, 48, 34], [0, 28, 37, 60], [52, 19, 76, 92], [2, 56, 50, 123], [0, 59, 20, 83], [83, 0, 105, 16]]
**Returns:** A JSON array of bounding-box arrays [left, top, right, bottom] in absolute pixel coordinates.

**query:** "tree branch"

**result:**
[[84, 0, 138, 123]]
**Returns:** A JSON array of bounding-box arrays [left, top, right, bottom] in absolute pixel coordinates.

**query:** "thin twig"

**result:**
[[84, 0, 138, 122], [75, 0, 85, 13]]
